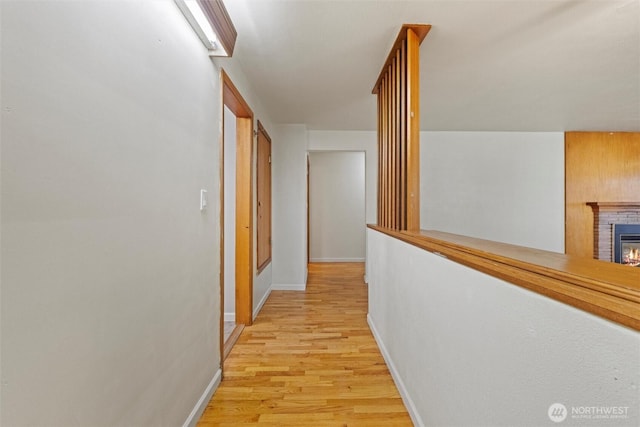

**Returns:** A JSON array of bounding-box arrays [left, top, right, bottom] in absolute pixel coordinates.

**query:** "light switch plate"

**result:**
[[200, 189, 208, 211]]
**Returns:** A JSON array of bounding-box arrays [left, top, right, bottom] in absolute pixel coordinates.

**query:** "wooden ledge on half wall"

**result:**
[[368, 225, 640, 332], [587, 201, 640, 210]]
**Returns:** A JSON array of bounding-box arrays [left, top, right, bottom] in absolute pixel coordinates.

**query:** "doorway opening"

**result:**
[[308, 151, 366, 263], [221, 70, 254, 362]]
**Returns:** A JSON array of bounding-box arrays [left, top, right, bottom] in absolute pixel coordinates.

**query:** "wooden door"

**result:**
[[256, 121, 272, 272]]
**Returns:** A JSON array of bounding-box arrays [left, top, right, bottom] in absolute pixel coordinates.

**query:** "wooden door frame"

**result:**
[[307, 154, 310, 263], [220, 69, 254, 364]]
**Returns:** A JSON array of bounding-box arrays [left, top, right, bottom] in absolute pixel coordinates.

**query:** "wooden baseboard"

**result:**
[[223, 324, 244, 360]]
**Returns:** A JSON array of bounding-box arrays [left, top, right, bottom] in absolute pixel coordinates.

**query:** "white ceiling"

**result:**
[[223, 0, 640, 131]]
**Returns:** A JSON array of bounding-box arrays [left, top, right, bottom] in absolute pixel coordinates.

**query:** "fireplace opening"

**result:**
[[613, 224, 640, 267]]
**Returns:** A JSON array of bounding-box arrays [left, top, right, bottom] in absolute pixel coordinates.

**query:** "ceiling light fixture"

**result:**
[[175, 0, 237, 57]]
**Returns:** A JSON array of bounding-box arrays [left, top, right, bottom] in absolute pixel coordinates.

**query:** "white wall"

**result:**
[[223, 106, 236, 321], [0, 1, 273, 425], [307, 131, 377, 224], [309, 152, 366, 262], [307, 130, 563, 253], [367, 228, 640, 427], [421, 131, 565, 252], [269, 129, 376, 285], [271, 124, 308, 290]]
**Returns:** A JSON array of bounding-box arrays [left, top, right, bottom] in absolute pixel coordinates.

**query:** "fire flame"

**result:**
[[624, 247, 640, 267]]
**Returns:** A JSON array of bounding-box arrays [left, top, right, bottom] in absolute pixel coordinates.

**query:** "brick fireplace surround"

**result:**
[[587, 202, 640, 262]]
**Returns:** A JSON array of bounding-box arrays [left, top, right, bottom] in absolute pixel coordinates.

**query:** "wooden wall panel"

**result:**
[[565, 132, 640, 258]]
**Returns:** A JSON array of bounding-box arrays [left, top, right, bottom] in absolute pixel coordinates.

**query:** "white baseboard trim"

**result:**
[[182, 368, 222, 427], [224, 312, 235, 322], [271, 283, 306, 291], [309, 258, 366, 262], [367, 314, 424, 427], [253, 286, 272, 321]]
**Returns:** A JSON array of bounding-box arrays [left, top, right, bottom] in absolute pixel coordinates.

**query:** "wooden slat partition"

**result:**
[[373, 24, 430, 230]]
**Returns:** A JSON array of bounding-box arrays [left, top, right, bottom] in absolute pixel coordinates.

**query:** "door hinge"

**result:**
[[268, 155, 271, 164]]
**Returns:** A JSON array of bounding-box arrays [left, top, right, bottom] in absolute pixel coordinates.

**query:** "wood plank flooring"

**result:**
[[197, 262, 412, 426]]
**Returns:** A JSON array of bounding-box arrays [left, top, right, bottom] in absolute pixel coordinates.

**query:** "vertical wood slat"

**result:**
[[399, 39, 407, 230], [384, 69, 391, 227], [373, 24, 430, 231], [379, 76, 384, 227], [388, 63, 393, 228], [382, 71, 387, 227], [382, 77, 389, 227], [405, 28, 421, 231], [380, 76, 385, 227], [388, 72, 392, 229], [378, 78, 382, 226], [390, 61, 396, 228], [377, 88, 382, 226], [382, 75, 388, 227], [395, 49, 402, 229]]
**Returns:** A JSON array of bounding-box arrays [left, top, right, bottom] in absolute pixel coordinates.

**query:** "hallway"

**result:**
[[197, 263, 412, 426]]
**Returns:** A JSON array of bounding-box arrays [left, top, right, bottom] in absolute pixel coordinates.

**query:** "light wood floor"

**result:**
[[197, 262, 412, 426]]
